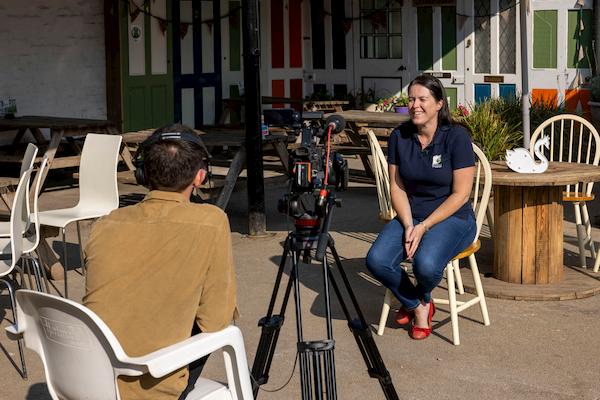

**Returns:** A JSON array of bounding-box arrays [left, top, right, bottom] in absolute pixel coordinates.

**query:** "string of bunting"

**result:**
[[124, 0, 241, 38]]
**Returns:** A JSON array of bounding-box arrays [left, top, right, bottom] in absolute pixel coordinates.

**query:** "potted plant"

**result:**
[[588, 75, 600, 128], [393, 93, 409, 114]]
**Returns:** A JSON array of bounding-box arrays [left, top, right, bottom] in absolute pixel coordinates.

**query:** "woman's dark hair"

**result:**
[[407, 74, 453, 126], [144, 124, 208, 192]]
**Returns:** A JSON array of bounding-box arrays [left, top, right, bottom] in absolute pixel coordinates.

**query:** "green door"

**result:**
[[121, 0, 174, 131]]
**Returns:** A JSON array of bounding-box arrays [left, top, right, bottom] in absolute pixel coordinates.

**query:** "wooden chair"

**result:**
[[529, 115, 600, 271], [372, 138, 492, 345]]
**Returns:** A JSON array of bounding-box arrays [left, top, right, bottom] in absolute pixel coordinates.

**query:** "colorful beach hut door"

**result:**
[[462, 0, 518, 104], [529, 1, 593, 116], [173, 0, 222, 127], [121, 0, 174, 132], [263, 0, 305, 109]]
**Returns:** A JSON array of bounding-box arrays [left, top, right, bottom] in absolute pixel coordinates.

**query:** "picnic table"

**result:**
[[219, 97, 349, 125], [324, 110, 410, 178], [121, 129, 291, 210], [491, 161, 600, 284], [0, 116, 126, 205]]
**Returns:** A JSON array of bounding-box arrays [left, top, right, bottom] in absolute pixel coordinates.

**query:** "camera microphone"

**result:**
[[324, 115, 346, 134]]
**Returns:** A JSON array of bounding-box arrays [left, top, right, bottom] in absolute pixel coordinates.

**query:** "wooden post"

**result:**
[[104, 0, 122, 130], [242, 0, 267, 236]]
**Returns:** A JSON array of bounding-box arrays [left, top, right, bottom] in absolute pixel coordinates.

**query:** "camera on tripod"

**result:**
[[253, 109, 399, 400], [263, 109, 349, 221]]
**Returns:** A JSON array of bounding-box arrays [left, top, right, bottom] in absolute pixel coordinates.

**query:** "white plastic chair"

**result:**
[[0, 143, 38, 211], [0, 156, 51, 292], [6, 290, 254, 400], [375, 143, 491, 345], [529, 114, 600, 271], [38, 134, 122, 298], [0, 168, 34, 379]]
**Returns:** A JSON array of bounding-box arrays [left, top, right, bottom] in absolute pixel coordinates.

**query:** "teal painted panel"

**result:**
[[499, 84, 517, 99], [474, 84, 491, 104]]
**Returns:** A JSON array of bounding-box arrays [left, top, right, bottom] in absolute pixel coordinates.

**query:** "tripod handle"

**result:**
[[315, 198, 335, 262], [315, 231, 329, 262]]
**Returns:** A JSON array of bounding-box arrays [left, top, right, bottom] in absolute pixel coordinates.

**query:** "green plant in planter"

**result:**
[[394, 93, 409, 107]]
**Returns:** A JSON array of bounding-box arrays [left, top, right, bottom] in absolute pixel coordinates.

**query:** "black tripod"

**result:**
[[251, 196, 399, 399]]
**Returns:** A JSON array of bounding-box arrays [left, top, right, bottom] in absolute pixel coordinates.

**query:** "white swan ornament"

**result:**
[[505, 135, 550, 173]]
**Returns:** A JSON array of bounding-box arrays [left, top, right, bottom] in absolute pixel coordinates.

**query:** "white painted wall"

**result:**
[[0, 0, 106, 120]]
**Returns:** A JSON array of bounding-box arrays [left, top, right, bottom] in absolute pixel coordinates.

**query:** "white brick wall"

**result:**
[[0, 0, 107, 120]]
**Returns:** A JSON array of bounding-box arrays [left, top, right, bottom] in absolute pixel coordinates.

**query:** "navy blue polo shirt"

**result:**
[[387, 123, 475, 220]]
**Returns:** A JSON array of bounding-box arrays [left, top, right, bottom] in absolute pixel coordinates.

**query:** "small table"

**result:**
[[324, 110, 410, 177], [491, 161, 600, 284]]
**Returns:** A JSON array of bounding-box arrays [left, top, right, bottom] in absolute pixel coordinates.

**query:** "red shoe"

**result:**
[[394, 307, 414, 325], [410, 301, 436, 340]]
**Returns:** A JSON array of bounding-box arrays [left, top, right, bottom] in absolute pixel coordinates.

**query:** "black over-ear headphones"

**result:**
[[133, 131, 210, 187]]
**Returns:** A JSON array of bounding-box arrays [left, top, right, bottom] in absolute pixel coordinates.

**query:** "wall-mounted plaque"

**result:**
[[424, 72, 452, 79], [484, 75, 505, 83]]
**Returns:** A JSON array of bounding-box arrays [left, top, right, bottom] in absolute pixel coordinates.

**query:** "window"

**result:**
[[360, 0, 402, 59]]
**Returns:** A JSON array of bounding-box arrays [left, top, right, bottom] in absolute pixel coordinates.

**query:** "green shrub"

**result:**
[[453, 96, 571, 160], [454, 100, 522, 161]]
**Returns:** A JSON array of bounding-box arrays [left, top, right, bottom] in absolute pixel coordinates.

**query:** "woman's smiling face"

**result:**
[[408, 84, 443, 129]]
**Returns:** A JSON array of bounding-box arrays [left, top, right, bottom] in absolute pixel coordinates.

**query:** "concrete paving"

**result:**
[[1, 162, 600, 400]]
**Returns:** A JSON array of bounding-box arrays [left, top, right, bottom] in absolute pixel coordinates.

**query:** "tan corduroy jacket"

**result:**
[[83, 190, 238, 400]]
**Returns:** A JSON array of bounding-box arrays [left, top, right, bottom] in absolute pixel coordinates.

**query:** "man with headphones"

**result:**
[[83, 123, 238, 400]]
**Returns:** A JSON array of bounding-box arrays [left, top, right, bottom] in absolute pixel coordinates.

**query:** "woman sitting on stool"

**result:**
[[366, 75, 476, 340]]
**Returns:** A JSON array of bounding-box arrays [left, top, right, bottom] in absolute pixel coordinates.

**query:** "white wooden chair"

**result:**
[[38, 134, 122, 298], [6, 290, 254, 400], [529, 115, 600, 272], [372, 139, 491, 345], [367, 130, 395, 222]]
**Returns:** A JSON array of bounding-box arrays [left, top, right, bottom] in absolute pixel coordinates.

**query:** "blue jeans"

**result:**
[[366, 214, 476, 310]]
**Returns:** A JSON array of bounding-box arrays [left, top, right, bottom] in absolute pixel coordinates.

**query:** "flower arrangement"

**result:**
[[376, 92, 409, 112]]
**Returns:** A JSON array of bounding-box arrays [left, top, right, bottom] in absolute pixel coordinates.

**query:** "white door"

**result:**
[[350, 0, 411, 101], [462, 0, 520, 104]]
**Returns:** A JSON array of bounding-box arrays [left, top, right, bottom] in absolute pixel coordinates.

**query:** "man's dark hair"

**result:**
[[144, 124, 208, 192]]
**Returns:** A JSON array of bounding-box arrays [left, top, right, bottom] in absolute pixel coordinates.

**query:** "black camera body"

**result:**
[[290, 125, 348, 194], [269, 109, 348, 220]]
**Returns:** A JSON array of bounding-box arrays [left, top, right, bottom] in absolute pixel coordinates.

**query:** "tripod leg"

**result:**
[[326, 242, 399, 400], [251, 237, 295, 398]]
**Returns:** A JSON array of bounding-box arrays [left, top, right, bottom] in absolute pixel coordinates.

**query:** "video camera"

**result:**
[[263, 109, 348, 221]]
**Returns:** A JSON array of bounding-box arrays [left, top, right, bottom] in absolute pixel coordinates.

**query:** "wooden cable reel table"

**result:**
[[491, 161, 600, 284]]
